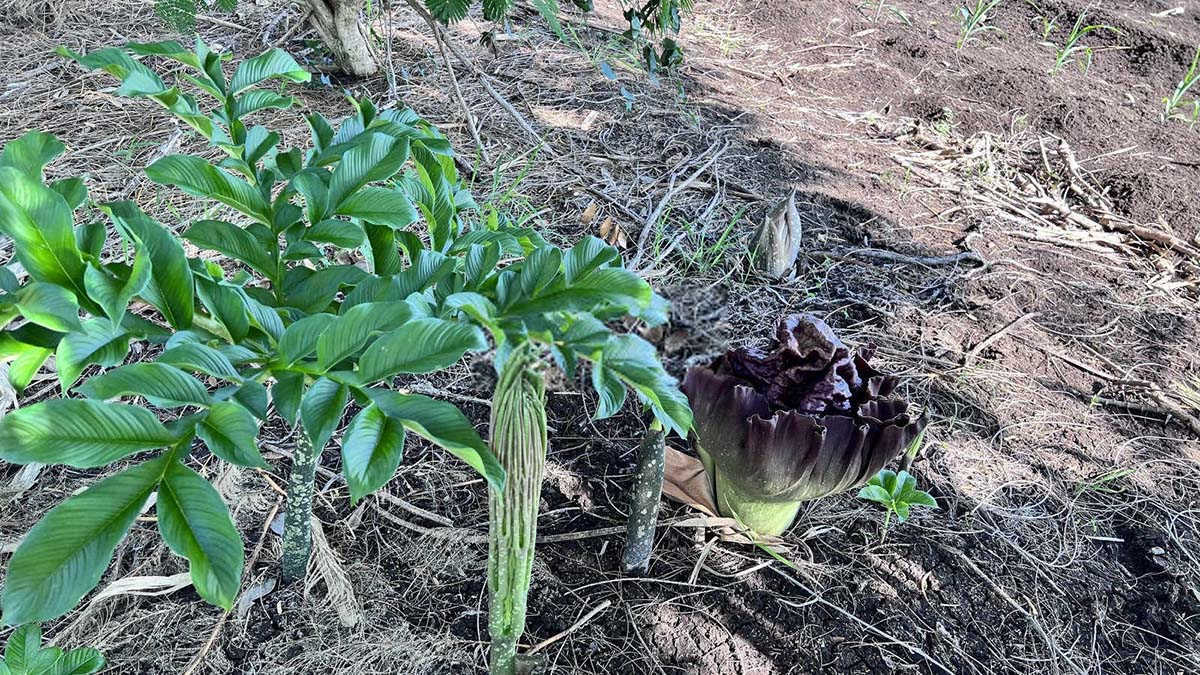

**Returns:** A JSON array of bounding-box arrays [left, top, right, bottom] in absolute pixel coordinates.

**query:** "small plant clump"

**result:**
[[1, 38, 691, 671], [858, 469, 938, 539], [955, 0, 1001, 50], [1163, 46, 1200, 125], [0, 624, 104, 675], [1045, 10, 1119, 75]]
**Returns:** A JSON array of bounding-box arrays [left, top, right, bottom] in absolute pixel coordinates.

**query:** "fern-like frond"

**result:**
[[425, 0, 471, 23], [482, 0, 513, 21]]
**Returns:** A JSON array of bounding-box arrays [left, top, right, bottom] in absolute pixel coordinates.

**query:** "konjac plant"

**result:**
[[681, 314, 925, 536], [0, 41, 509, 624], [0, 40, 693, 674]]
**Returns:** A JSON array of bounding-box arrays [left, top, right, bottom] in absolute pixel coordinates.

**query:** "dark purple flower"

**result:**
[[681, 314, 924, 535]]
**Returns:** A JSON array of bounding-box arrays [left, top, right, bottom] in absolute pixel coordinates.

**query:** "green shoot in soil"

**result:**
[[1163, 46, 1200, 125], [858, 470, 937, 541], [956, 0, 1001, 50], [1047, 11, 1118, 75]]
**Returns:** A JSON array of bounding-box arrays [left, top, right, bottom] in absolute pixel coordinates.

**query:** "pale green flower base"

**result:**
[[713, 470, 802, 536]]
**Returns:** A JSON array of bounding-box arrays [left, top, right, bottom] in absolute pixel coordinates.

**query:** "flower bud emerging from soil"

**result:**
[[681, 314, 923, 535]]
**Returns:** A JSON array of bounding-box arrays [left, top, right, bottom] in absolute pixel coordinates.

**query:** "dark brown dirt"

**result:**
[[1, 0, 1199, 673]]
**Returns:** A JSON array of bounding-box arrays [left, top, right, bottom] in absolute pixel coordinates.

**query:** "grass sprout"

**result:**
[[956, 0, 1002, 50], [1047, 11, 1119, 75], [1163, 46, 1200, 125]]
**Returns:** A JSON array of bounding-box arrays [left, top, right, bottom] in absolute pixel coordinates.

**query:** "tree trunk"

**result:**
[[305, 0, 378, 77]]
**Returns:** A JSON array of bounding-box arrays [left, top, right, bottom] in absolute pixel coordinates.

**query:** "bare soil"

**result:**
[[1, 0, 1198, 673]]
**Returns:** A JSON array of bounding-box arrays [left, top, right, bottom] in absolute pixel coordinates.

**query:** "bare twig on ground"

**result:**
[[526, 600, 612, 655], [630, 142, 729, 269], [941, 544, 1086, 675]]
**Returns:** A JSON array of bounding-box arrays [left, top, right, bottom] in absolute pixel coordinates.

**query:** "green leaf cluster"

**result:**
[[858, 469, 938, 524], [0, 624, 104, 675], [0, 39, 690, 628]]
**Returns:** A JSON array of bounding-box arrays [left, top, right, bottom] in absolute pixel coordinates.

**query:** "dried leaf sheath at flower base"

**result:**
[[681, 314, 924, 536]]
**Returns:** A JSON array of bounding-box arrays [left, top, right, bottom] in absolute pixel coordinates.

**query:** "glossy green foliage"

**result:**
[[0, 38, 691, 630], [0, 624, 104, 675]]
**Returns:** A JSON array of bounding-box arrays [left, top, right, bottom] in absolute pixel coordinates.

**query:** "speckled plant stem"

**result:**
[[281, 431, 315, 584], [487, 345, 547, 675], [621, 421, 666, 575]]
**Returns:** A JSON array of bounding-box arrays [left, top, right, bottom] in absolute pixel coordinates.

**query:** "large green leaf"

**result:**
[[278, 313, 336, 365], [354, 318, 486, 383], [157, 342, 241, 381], [563, 236, 620, 283], [229, 48, 310, 94], [55, 647, 106, 674], [57, 46, 168, 97], [14, 282, 81, 332], [597, 334, 692, 437], [232, 89, 295, 119], [55, 319, 131, 389], [0, 167, 87, 300], [305, 219, 364, 248], [315, 301, 413, 371], [0, 130, 65, 180], [425, 0, 472, 24], [195, 277, 250, 343], [6, 343, 53, 392], [590, 358, 627, 419], [333, 186, 417, 229], [184, 220, 277, 281], [83, 251, 151, 324], [0, 399, 177, 468], [300, 376, 347, 450], [156, 460, 244, 609], [74, 362, 210, 408], [102, 201, 195, 330], [326, 134, 409, 211], [271, 370, 304, 426], [197, 400, 265, 468], [2, 623, 41, 672], [367, 390, 503, 491], [503, 267, 651, 316], [340, 403, 406, 504], [1, 456, 166, 625], [145, 155, 272, 224]]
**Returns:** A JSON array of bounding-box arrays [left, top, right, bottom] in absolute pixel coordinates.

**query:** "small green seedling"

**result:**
[[1047, 11, 1119, 75], [0, 625, 104, 675], [858, 470, 938, 540], [1075, 467, 1136, 495], [1163, 46, 1200, 125], [956, 1, 1001, 50]]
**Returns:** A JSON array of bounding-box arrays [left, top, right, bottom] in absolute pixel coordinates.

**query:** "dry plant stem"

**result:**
[[526, 599, 612, 655], [431, 20, 489, 163], [488, 347, 547, 675], [281, 431, 316, 584], [622, 423, 666, 574], [942, 544, 1086, 675], [630, 142, 729, 269], [304, 0, 378, 76], [400, 0, 553, 156], [183, 499, 282, 675]]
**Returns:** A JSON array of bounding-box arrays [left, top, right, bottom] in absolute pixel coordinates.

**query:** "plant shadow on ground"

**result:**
[[1, 0, 1198, 673]]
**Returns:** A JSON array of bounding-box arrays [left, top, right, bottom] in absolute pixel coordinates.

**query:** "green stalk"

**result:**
[[487, 344, 547, 675], [281, 430, 315, 584], [622, 420, 665, 575]]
